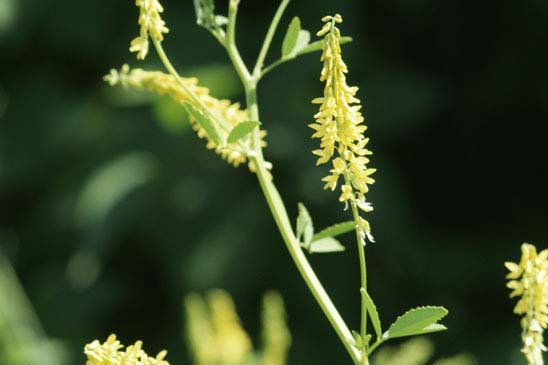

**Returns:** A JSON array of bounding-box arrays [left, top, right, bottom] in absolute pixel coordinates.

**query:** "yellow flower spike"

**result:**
[[261, 291, 291, 365], [130, 0, 170, 60], [208, 290, 253, 365], [83, 334, 170, 365], [506, 243, 548, 365], [310, 15, 375, 243], [104, 65, 269, 172]]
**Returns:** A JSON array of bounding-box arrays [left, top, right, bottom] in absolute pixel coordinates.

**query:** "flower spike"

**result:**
[[310, 15, 376, 243], [506, 243, 548, 365], [130, 0, 170, 59]]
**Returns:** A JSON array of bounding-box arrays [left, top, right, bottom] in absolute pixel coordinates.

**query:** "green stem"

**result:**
[[245, 86, 360, 364], [344, 174, 369, 365], [366, 338, 383, 356], [223, 2, 359, 361], [261, 58, 286, 79], [226, 0, 251, 82], [151, 37, 231, 134], [252, 0, 291, 80]]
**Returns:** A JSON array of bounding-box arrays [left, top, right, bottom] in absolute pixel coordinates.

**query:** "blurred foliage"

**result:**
[[372, 337, 475, 365], [1, 0, 548, 364], [184, 290, 290, 365], [0, 248, 69, 365]]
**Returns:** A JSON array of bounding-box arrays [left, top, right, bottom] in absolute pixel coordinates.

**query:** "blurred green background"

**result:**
[[1, 0, 548, 364]]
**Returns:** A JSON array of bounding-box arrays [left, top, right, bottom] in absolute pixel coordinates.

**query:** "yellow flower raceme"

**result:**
[[506, 243, 548, 365], [104, 65, 268, 171], [130, 0, 170, 59], [261, 291, 291, 365], [84, 334, 169, 365], [310, 15, 376, 243]]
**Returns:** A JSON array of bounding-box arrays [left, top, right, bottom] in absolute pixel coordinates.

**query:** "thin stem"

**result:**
[[245, 87, 360, 364], [220, 3, 361, 362], [260, 58, 286, 79], [366, 338, 383, 356], [151, 37, 231, 134], [252, 0, 291, 80], [226, 0, 251, 82], [343, 173, 369, 365]]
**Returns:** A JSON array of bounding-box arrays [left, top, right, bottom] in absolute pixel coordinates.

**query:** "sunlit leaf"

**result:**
[[308, 237, 345, 253], [227, 121, 260, 144], [360, 289, 382, 340], [296, 202, 314, 244], [184, 102, 222, 146], [281, 17, 301, 57], [312, 221, 354, 241], [385, 306, 448, 339]]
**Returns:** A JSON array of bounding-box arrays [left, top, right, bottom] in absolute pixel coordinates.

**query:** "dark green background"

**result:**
[[1, 0, 548, 364]]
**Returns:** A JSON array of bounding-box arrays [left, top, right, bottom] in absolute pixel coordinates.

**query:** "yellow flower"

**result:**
[[84, 334, 169, 365], [310, 14, 376, 243], [104, 65, 268, 171], [339, 184, 353, 202], [506, 243, 548, 365], [130, 0, 170, 60]]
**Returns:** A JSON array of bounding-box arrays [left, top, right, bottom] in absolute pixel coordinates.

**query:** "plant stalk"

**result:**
[[245, 85, 360, 364]]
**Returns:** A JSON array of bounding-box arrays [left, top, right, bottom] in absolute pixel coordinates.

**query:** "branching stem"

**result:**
[[224, 1, 361, 363]]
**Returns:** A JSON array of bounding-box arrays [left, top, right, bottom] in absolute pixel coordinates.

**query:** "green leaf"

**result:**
[[297, 36, 353, 56], [360, 289, 382, 340], [291, 30, 311, 57], [312, 221, 355, 241], [296, 202, 314, 244], [183, 102, 222, 146], [351, 330, 362, 349], [227, 121, 260, 144], [385, 306, 448, 339], [281, 17, 301, 57], [308, 237, 345, 253]]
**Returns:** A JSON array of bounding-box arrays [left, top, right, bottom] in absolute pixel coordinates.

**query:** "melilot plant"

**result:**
[[85, 0, 450, 364]]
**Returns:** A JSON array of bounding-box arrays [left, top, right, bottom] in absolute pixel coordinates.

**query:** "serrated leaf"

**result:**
[[312, 221, 355, 241], [297, 36, 353, 56], [308, 237, 345, 253], [227, 121, 260, 144], [282, 17, 301, 57], [385, 306, 448, 339], [296, 202, 313, 244], [183, 102, 222, 146], [360, 289, 382, 340]]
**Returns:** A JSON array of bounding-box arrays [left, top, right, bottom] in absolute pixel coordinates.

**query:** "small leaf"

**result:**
[[227, 121, 260, 144], [296, 202, 314, 245], [385, 306, 448, 339], [297, 36, 353, 56], [284, 30, 310, 59], [351, 330, 362, 349], [360, 289, 382, 340], [308, 237, 345, 253], [312, 221, 355, 241], [183, 102, 222, 146], [281, 17, 301, 57]]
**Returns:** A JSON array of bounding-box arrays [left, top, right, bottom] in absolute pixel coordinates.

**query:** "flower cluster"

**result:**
[[506, 243, 548, 365], [84, 334, 169, 365], [104, 65, 268, 170], [310, 15, 376, 243], [130, 0, 170, 59]]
